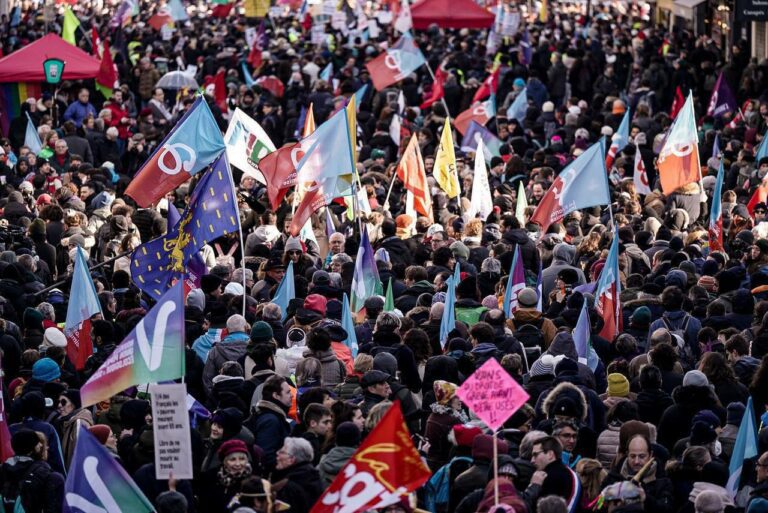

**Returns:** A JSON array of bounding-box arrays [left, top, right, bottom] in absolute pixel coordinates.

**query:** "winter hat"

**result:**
[[665, 269, 688, 290], [554, 356, 579, 376], [224, 282, 244, 296], [373, 352, 398, 377], [61, 389, 82, 409], [42, 327, 67, 348], [11, 429, 40, 455], [250, 321, 274, 344], [513, 78, 526, 88], [433, 380, 458, 405], [284, 237, 303, 253], [472, 434, 509, 460], [336, 421, 361, 447], [481, 258, 501, 274], [517, 287, 538, 307], [212, 407, 244, 438], [630, 307, 651, 326], [690, 421, 717, 446], [450, 241, 470, 260], [218, 439, 250, 460], [607, 373, 630, 398], [200, 274, 223, 294], [88, 425, 112, 445], [698, 275, 716, 292], [693, 410, 721, 429], [727, 402, 745, 426], [19, 392, 46, 419], [694, 490, 726, 513], [303, 294, 327, 316], [529, 354, 556, 377], [542, 101, 555, 113], [683, 370, 710, 388], [326, 299, 342, 320], [32, 357, 60, 382], [23, 307, 44, 330], [452, 424, 483, 447], [482, 295, 500, 310]]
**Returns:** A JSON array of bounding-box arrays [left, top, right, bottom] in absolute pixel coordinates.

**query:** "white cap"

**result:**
[[42, 327, 67, 348], [224, 282, 244, 296]]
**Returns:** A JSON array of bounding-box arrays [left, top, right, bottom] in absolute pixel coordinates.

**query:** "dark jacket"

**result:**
[[425, 410, 462, 471], [244, 399, 292, 473], [0, 456, 64, 513], [394, 280, 434, 314], [274, 462, 325, 513], [657, 385, 726, 451], [377, 236, 413, 269], [633, 388, 674, 426], [502, 228, 540, 272]]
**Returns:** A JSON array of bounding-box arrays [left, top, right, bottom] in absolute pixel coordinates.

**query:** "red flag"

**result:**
[[309, 402, 431, 513], [211, 3, 234, 17], [420, 67, 446, 110], [748, 179, 768, 216], [0, 356, 14, 462], [397, 135, 432, 219], [670, 86, 684, 119], [248, 43, 263, 70], [91, 27, 102, 57], [148, 12, 173, 30], [260, 144, 301, 209], [213, 69, 227, 113], [95, 39, 117, 93], [473, 65, 500, 102], [453, 101, 493, 135], [66, 318, 93, 371], [727, 110, 744, 129]]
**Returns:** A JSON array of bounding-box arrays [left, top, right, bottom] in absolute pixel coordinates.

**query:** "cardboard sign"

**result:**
[[456, 358, 530, 431], [151, 383, 194, 480]]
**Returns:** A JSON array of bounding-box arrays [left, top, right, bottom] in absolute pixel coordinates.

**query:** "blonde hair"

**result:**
[[353, 354, 374, 374], [575, 458, 607, 503], [365, 401, 392, 432]]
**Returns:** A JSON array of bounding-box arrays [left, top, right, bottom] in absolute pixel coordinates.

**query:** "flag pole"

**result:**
[[425, 61, 452, 124], [383, 170, 398, 214]]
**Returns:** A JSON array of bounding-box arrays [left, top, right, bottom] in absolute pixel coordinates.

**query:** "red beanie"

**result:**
[[218, 439, 250, 460], [88, 425, 112, 445]]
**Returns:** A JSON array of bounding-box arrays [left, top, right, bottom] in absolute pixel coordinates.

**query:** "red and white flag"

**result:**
[[633, 150, 651, 195]]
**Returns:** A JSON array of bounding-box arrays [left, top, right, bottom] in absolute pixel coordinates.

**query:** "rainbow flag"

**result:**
[[0, 82, 41, 135]]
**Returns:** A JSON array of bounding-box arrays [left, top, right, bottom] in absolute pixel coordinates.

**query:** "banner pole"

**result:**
[[493, 432, 499, 507], [383, 170, 398, 214]]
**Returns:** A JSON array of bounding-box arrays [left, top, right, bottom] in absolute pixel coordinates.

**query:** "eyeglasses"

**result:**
[[58, 398, 69, 407], [287, 250, 301, 256]]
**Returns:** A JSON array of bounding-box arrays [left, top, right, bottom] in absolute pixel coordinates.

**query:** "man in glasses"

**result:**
[[754, 202, 767, 224]]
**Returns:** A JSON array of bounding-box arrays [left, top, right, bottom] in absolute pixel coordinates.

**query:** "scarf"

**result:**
[[430, 402, 470, 423], [218, 462, 253, 488]]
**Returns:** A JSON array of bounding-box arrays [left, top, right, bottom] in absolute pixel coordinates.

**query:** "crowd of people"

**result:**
[[1, 1, 768, 513]]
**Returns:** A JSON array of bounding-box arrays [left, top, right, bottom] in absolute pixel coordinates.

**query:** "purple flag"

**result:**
[[707, 73, 737, 119]]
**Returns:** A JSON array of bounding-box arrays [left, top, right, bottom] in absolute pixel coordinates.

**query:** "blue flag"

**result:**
[[461, 121, 502, 159], [320, 62, 333, 82], [131, 153, 240, 299], [502, 247, 525, 316], [440, 262, 460, 347], [242, 61, 255, 88], [64, 426, 154, 513], [353, 84, 369, 111], [727, 396, 758, 498], [10, 6, 20, 27], [506, 87, 528, 124], [757, 130, 768, 162], [273, 261, 295, 321], [24, 114, 42, 155], [341, 293, 358, 357], [64, 246, 102, 370]]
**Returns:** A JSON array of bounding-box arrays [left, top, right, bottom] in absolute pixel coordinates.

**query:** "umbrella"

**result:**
[[156, 71, 199, 90]]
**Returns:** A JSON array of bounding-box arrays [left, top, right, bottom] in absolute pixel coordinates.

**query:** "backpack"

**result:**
[[514, 318, 544, 372], [424, 456, 473, 512], [661, 314, 695, 369], [19, 461, 51, 513]]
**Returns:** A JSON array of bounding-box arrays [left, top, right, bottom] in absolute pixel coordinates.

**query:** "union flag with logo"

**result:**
[[125, 96, 226, 207], [309, 401, 431, 513], [365, 33, 426, 90]]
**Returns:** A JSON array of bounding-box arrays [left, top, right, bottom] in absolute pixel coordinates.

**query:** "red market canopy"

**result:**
[[0, 33, 101, 83], [411, 0, 494, 29]]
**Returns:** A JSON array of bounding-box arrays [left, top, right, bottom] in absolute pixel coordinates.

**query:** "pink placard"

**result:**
[[456, 358, 530, 431]]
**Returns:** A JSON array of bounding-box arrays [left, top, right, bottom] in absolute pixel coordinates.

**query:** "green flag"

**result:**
[[62, 7, 80, 45], [515, 180, 528, 227], [384, 277, 394, 312]]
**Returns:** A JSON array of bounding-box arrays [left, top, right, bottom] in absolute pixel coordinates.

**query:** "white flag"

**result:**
[[390, 115, 401, 147], [224, 108, 276, 184], [394, 0, 413, 33], [466, 140, 493, 221], [633, 149, 652, 195]]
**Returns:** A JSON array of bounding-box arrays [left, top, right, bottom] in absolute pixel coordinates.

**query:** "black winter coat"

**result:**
[[633, 388, 674, 426], [657, 385, 726, 451], [274, 462, 325, 513]]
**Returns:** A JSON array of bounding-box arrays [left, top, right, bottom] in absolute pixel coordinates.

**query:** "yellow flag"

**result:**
[[62, 7, 80, 46], [539, 0, 548, 23], [345, 96, 357, 166], [434, 118, 460, 198]]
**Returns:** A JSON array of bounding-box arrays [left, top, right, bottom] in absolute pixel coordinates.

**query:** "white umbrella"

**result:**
[[156, 71, 199, 90]]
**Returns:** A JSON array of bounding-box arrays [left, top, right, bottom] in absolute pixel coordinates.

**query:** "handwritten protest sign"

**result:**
[[150, 383, 193, 479], [456, 358, 530, 431]]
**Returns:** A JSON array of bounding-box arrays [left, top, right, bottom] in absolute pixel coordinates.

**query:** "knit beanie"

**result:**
[[529, 354, 555, 377], [218, 439, 250, 460], [335, 421, 361, 447], [727, 402, 746, 427], [690, 420, 717, 446], [88, 425, 112, 445], [212, 407, 244, 439], [32, 357, 61, 382], [11, 429, 40, 455], [61, 389, 82, 409], [284, 237, 303, 253], [250, 321, 274, 344], [607, 373, 630, 398]]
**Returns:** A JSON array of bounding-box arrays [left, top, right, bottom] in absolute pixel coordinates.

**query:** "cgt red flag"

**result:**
[[748, 178, 768, 216], [309, 401, 431, 513], [473, 65, 500, 102], [420, 66, 446, 110], [670, 86, 684, 119], [259, 144, 301, 210]]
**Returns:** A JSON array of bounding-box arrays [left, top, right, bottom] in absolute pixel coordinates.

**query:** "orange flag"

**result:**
[[396, 135, 432, 219], [309, 402, 431, 513], [658, 93, 701, 193]]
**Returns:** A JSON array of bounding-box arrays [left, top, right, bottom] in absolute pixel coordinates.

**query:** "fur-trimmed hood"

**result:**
[[542, 381, 589, 423]]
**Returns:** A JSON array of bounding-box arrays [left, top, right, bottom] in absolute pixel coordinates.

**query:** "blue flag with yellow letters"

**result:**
[[131, 153, 240, 299]]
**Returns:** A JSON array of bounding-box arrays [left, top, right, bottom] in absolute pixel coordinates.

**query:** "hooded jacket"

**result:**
[[318, 445, 356, 486], [203, 331, 250, 397], [303, 348, 346, 387], [657, 384, 726, 451], [541, 243, 587, 303], [502, 228, 540, 272]]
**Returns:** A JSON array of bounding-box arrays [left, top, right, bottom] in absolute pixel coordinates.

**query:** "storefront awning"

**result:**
[[673, 0, 706, 19]]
